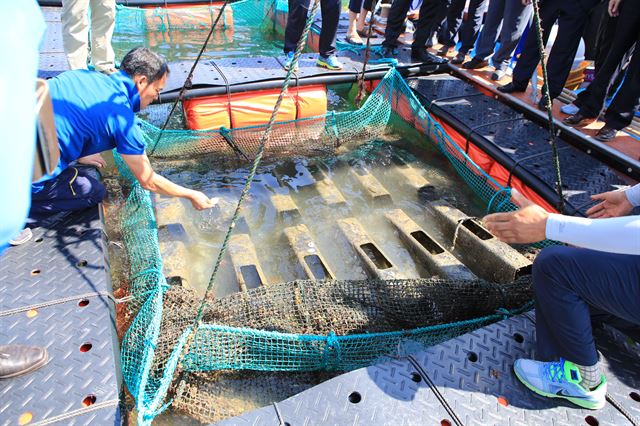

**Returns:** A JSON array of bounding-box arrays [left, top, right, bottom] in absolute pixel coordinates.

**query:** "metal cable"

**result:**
[[407, 355, 465, 426], [607, 392, 640, 426], [0, 290, 142, 317], [272, 401, 287, 426], [30, 399, 121, 426]]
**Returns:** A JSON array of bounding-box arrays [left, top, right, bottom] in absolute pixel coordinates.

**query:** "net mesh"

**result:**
[[111, 0, 282, 61], [116, 69, 533, 424], [114, 1, 269, 34]]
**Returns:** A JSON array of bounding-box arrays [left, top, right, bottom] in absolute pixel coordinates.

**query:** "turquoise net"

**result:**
[[112, 0, 282, 61], [116, 68, 532, 424]]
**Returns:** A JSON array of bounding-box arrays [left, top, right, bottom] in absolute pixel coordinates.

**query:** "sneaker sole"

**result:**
[[514, 367, 605, 410], [595, 134, 615, 142], [316, 60, 342, 71]]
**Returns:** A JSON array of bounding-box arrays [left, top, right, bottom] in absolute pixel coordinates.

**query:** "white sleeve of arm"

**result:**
[[545, 214, 640, 255], [625, 183, 640, 207]]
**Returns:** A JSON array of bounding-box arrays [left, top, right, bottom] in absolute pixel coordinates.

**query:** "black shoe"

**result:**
[[436, 45, 453, 56], [595, 126, 617, 142], [497, 81, 527, 94], [450, 52, 466, 65], [462, 57, 488, 69], [537, 95, 552, 112], [380, 46, 397, 59], [563, 112, 596, 127], [0, 345, 48, 379], [411, 48, 448, 64]]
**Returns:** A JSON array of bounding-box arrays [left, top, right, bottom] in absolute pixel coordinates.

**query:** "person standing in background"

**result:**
[[283, 0, 343, 71], [380, 0, 451, 62], [497, 0, 600, 110], [562, 0, 639, 142], [61, 0, 117, 73], [462, 0, 533, 80], [346, 0, 373, 45], [436, 0, 489, 65]]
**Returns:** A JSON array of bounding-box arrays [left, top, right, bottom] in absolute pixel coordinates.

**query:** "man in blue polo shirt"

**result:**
[[30, 47, 216, 221]]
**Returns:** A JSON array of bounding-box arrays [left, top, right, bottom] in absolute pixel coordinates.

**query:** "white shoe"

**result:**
[[561, 103, 580, 115]]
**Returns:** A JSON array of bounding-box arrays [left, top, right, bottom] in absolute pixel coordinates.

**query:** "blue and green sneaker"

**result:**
[[283, 51, 298, 71], [316, 54, 343, 71], [514, 358, 607, 409]]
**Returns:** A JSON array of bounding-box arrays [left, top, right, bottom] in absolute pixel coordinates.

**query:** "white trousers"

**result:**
[[61, 0, 116, 71]]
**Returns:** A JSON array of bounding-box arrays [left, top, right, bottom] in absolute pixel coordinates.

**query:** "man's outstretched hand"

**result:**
[[189, 192, 219, 211], [483, 191, 549, 244], [586, 189, 633, 218]]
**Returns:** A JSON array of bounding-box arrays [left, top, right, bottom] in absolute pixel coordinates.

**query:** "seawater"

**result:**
[[112, 0, 284, 62], [154, 132, 485, 299]]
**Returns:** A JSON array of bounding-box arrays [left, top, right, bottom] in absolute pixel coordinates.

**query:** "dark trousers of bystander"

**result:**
[[348, 0, 373, 14], [439, 0, 489, 55], [284, 0, 340, 57], [574, 1, 640, 130], [383, 0, 450, 50], [472, 0, 532, 71], [511, 0, 599, 100], [533, 246, 640, 366]]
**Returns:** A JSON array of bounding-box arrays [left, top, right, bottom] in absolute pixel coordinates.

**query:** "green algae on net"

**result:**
[[115, 68, 530, 425]]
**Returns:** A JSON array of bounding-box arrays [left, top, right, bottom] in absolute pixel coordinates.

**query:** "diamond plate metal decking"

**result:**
[[0, 208, 121, 426], [220, 313, 640, 426], [39, 7, 69, 79]]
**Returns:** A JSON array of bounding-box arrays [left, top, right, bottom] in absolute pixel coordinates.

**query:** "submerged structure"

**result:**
[[1, 2, 638, 426]]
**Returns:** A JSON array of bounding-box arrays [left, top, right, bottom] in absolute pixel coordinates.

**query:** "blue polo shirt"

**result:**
[[33, 70, 147, 191]]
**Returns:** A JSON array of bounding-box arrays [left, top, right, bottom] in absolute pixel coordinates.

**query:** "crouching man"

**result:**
[[30, 47, 216, 221]]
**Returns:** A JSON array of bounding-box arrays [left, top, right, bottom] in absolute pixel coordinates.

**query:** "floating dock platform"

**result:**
[[0, 208, 121, 426]]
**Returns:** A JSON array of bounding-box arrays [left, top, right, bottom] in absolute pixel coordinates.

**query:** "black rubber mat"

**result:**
[[220, 313, 640, 426], [408, 75, 628, 216], [38, 7, 448, 91], [159, 49, 447, 99], [0, 207, 121, 426]]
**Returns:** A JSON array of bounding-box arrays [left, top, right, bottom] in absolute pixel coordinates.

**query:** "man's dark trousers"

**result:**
[[439, 0, 489, 54], [472, 0, 532, 71], [284, 0, 340, 57], [511, 0, 599, 100], [575, 1, 640, 130], [533, 246, 640, 366], [30, 166, 106, 222], [383, 0, 450, 50]]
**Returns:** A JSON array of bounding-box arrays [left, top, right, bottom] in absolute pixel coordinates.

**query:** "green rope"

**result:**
[[148, 0, 233, 157], [355, 0, 383, 108], [170, 0, 323, 404], [531, 0, 564, 212]]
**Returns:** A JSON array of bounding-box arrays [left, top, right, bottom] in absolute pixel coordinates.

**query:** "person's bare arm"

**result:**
[[483, 191, 640, 254], [78, 153, 107, 168], [120, 153, 217, 210]]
